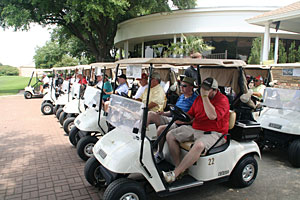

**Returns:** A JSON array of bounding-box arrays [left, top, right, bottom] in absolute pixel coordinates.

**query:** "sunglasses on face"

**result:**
[[255, 80, 259, 82], [180, 84, 188, 88]]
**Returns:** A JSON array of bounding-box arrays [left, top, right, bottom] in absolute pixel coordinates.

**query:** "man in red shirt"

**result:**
[[77, 73, 87, 85], [163, 77, 229, 183]]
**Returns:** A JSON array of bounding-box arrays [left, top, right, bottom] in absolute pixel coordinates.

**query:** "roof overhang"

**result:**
[[246, 2, 300, 34]]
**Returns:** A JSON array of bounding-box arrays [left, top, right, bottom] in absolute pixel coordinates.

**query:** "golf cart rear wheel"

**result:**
[[59, 111, 67, 126], [77, 136, 98, 161], [103, 178, 146, 200], [56, 108, 63, 119], [288, 140, 300, 168], [63, 117, 75, 135], [41, 103, 53, 115], [230, 155, 258, 188], [69, 126, 80, 146], [24, 92, 32, 99], [84, 156, 106, 187]]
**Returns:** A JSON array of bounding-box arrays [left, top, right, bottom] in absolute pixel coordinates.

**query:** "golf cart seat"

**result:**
[[179, 110, 236, 155]]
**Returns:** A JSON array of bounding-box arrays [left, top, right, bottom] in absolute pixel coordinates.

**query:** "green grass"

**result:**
[[0, 76, 31, 96]]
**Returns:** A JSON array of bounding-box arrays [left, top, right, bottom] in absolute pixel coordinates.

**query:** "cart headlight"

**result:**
[[99, 149, 107, 159]]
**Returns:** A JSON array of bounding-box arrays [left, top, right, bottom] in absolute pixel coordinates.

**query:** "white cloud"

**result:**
[[0, 25, 51, 67]]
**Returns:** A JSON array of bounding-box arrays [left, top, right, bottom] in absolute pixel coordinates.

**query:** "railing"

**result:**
[[204, 50, 228, 59]]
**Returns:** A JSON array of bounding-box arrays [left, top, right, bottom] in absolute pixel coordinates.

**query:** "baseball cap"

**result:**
[[255, 75, 263, 81], [118, 74, 127, 79], [190, 52, 202, 59], [136, 73, 148, 80], [96, 72, 102, 77], [201, 77, 218, 90], [182, 76, 195, 86]]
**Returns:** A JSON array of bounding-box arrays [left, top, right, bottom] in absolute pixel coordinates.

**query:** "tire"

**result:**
[[69, 126, 80, 147], [24, 92, 32, 99], [103, 178, 147, 200], [77, 136, 98, 161], [230, 155, 258, 188], [84, 156, 106, 187], [288, 140, 300, 168], [56, 108, 63, 119], [41, 103, 53, 115], [63, 117, 75, 135], [59, 111, 67, 126], [53, 105, 60, 115]]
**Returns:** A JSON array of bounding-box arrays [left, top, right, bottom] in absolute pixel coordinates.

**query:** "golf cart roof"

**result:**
[[116, 58, 246, 67], [244, 65, 272, 82], [52, 66, 77, 71], [90, 62, 116, 69], [34, 68, 53, 72]]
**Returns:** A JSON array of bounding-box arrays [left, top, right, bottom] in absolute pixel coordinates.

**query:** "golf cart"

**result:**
[[57, 65, 92, 126], [257, 87, 300, 167], [24, 69, 52, 99], [84, 58, 261, 200]]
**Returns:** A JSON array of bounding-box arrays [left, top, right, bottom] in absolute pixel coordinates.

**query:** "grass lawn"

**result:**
[[0, 76, 31, 96]]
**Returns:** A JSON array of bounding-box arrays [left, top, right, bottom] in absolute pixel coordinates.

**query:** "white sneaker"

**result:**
[[154, 152, 164, 164], [162, 171, 176, 183]]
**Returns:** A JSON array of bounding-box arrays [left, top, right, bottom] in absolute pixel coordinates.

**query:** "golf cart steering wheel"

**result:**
[[169, 105, 191, 122]]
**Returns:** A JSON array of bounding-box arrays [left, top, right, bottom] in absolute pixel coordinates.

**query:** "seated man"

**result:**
[[77, 73, 88, 85], [115, 74, 129, 95], [40, 73, 50, 94], [146, 77, 198, 163], [163, 77, 229, 183], [140, 72, 166, 112], [252, 75, 266, 101], [133, 73, 148, 99]]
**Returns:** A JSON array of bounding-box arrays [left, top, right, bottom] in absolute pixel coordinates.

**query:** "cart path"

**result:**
[[0, 96, 300, 200], [0, 96, 103, 200]]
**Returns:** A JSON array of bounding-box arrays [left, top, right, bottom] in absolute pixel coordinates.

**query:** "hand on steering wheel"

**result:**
[[169, 105, 191, 122]]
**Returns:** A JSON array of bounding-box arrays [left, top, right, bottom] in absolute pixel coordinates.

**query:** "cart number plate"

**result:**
[[76, 120, 81, 125], [99, 149, 107, 159], [268, 123, 282, 129]]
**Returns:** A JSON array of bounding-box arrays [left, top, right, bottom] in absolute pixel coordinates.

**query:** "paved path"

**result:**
[[0, 95, 300, 200], [0, 96, 102, 200]]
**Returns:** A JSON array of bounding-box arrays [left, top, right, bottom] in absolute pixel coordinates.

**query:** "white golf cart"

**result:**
[[24, 68, 52, 99], [257, 87, 300, 167], [84, 58, 261, 200]]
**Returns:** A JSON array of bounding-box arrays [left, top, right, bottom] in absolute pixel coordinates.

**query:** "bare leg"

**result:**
[[104, 101, 109, 112], [173, 140, 204, 177], [166, 132, 181, 167], [157, 125, 167, 153], [147, 111, 162, 127]]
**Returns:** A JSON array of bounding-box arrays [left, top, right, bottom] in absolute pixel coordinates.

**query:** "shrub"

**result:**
[[0, 65, 19, 76]]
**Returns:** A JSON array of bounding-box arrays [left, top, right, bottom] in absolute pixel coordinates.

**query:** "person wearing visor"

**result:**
[[252, 75, 266, 101], [133, 73, 148, 99], [163, 77, 229, 183], [147, 76, 198, 163]]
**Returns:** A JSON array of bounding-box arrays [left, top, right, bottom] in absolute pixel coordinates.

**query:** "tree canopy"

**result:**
[[1, 0, 196, 62]]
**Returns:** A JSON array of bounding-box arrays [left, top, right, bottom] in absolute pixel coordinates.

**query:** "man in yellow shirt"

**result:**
[[141, 72, 166, 112]]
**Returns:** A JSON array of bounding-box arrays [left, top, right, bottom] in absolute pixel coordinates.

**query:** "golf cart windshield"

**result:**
[[71, 83, 81, 99], [83, 86, 101, 108], [262, 87, 300, 112], [106, 94, 144, 133]]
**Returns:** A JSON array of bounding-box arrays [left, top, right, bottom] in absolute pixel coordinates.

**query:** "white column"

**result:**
[[124, 40, 129, 59], [274, 35, 279, 64], [180, 34, 184, 58], [141, 41, 144, 58], [262, 23, 270, 63], [173, 35, 177, 58]]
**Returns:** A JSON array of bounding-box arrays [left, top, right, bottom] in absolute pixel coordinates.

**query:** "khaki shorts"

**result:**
[[169, 125, 226, 152], [159, 115, 178, 130]]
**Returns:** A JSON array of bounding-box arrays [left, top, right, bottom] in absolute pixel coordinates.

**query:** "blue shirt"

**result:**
[[176, 92, 198, 112], [116, 83, 129, 95]]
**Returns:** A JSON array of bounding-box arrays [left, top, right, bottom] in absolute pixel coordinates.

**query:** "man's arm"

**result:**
[[201, 88, 217, 120]]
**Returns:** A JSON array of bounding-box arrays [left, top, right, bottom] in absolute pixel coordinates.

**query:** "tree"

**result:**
[[278, 40, 287, 63], [0, 65, 19, 76], [248, 37, 261, 64], [288, 41, 297, 63], [1, 0, 196, 62]]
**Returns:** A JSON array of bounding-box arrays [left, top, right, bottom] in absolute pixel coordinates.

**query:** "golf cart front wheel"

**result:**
[[103, 178, 146, 200], [53, 104, 60, 115], [24, 92, 32, 99], [69, 126, 80, 146], [230, 155, 258, 188], [56, 108, 63, 119], [77, 136, 98, 161], [288, 140, 300, 168], [59, 111, 67, 126], [41, 103, 53, 115], [63, 117, 75, 135], [84, 156, 106, 187]]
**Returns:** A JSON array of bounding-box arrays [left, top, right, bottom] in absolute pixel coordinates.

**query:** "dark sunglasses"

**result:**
[[180, 84, 188, 88], [255, 80, 259, 82]]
